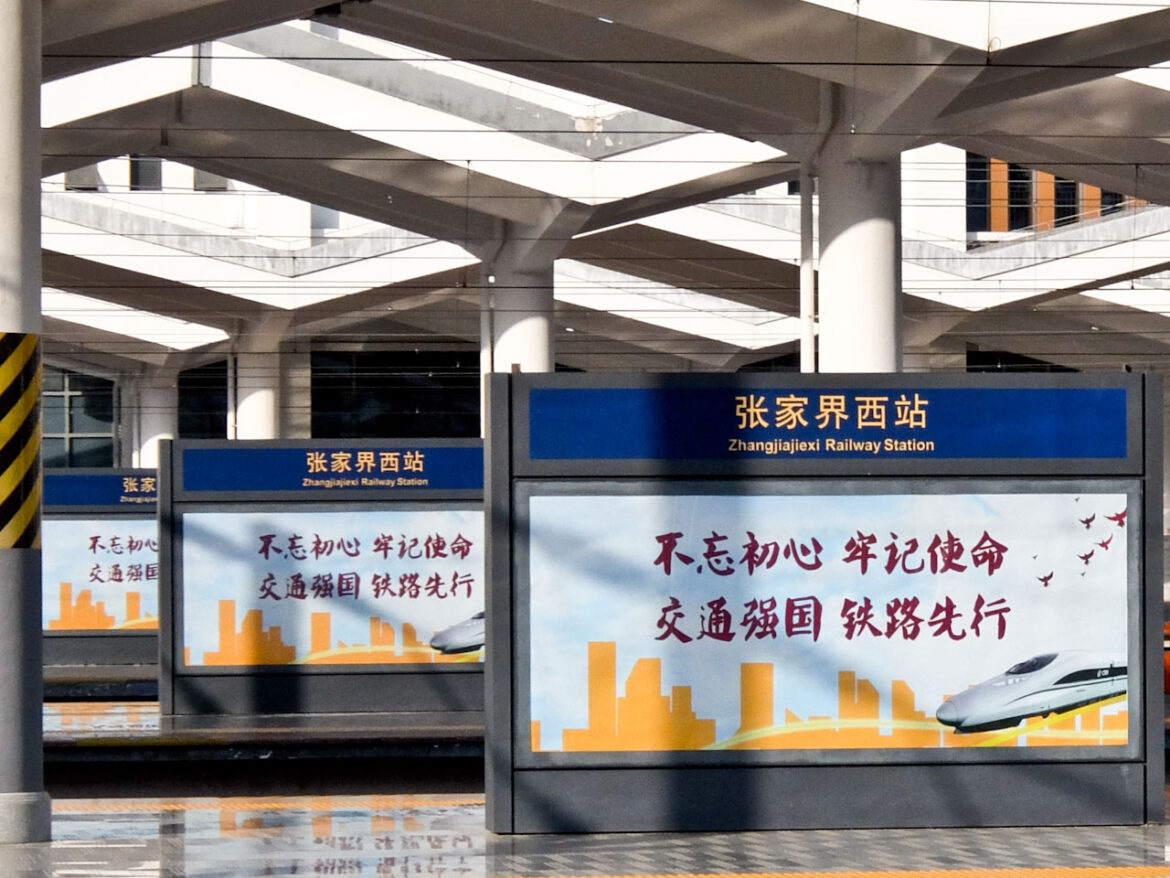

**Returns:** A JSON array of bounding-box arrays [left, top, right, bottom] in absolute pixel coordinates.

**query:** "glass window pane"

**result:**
[[69, 394, 113, 433], [311, 350, 479, 439], [1008, 163, 1032, 230], [43, 438, 67, 469], [42, 398, 66, 434], [69, 437, 113, 468], [1054, 179, 1078, 226], [42, 367, 64, 392], [178, 361, 228, 439], [965, 153, 990, 233]]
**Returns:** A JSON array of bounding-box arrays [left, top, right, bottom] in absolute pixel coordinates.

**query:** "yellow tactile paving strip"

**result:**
[[52, 794, 486, 813], [497, 874, 1170, 878]]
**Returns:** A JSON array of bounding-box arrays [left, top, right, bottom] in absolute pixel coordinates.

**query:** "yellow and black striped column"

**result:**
[[0, 329, 48, 845], [0, 331, 40, 550], [0, 0, 50, 846]]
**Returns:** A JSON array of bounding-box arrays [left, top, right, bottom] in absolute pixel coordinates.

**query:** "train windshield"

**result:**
[[1006, 653, 1058, 675]]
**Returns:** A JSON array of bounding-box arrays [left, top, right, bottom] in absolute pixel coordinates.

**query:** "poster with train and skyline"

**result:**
[[527, 489, 1131, 753], [181, 508, 483, 666], [43, 518, 160, 631]]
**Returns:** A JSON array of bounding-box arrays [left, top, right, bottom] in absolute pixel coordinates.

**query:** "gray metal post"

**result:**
[[0, 0, 50, 844]]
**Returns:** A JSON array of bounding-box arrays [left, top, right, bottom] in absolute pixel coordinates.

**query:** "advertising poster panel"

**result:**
[[181, 507, 484, 667], [526, 486, 1132, 756], [43, 517, 160, 631]]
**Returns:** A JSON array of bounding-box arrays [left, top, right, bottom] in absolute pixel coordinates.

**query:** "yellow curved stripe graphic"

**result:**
[[975, 694, 1129, 747], [707, 718, 945, 750]]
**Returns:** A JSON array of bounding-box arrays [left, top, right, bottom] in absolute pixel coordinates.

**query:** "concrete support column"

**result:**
[[480, 262, 554, 375], [234, 350, 280, 440], [280, 348, 312, 440], [816, 155, 902, 373], [799, 168, 816, 373], [134, 370, 178, 468], [1162, 402, 1170, 607], [0, 0, 50, 844]]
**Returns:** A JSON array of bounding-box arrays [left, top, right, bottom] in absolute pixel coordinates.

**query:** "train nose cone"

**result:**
[[935, 700, 960, 726]]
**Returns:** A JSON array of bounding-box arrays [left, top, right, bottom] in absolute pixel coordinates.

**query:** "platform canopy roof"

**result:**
[[37, 0, 1170, 375]]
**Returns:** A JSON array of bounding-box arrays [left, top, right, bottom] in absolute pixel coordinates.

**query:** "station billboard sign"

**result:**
[[160, 439, 484, 715], [487, 373, 1161, 832]]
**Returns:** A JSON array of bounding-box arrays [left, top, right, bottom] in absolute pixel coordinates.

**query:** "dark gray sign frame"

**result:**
[[43, 468, 159, 669], [485, 372, 1164, 832], [159, 439, 485, 716]]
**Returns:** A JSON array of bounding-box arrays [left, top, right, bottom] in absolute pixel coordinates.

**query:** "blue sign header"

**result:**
[[528, 386, 1129, 461], [44, 471, 157, 508], [181, 444, 484, 494]]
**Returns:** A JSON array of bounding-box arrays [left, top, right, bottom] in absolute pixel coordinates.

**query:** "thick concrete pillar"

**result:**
[[231, 316, 291, 440], [234, 351, 280, 440], [279, 347, 312, 440], [480, 262, 554, 374], [816, 155, 902, 373], [133, 370, 178, 468], [0, 0, 51, 844]]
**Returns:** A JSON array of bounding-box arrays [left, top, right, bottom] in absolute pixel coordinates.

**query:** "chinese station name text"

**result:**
[[731, 392, 935, 457], [119, 475, 157, 503], [303, 450, 429, 488]]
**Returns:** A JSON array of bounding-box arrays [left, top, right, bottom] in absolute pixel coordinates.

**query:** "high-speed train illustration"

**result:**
[[935, 651, 1126, 733], [428, 611, 485, 654]]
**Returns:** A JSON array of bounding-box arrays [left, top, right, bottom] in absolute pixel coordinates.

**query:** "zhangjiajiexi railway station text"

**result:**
[[727, 437, 937, 455]]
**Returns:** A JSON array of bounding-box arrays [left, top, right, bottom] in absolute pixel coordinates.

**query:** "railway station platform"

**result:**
[[43, 701, 484, 798], [2, 790, 1168, 876], [14, 701, 1170, 876]]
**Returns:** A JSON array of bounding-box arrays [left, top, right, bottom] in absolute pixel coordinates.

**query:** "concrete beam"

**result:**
[[42, 251, 250, 334], [941, 8, 1170, 117], [225, 25, 701, 161], [327, 0, 822, 142], [43, 0, 323, 81], [582, 158, 799, 234]]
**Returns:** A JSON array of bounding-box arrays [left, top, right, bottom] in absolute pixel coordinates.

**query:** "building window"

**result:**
[[969, 152, 1141, 235], [311, 350, 480, 439], [179, 361, 227, 439], [1101, 189, 1125, 216], [965, 153, 990, 233], [43, 365, 116, 467], [129, 155, 162, 191], [1007, 163, 1032, 230], [193, 169, 229, 192], [311, 203, 341, 244], [1054, 178, 1078, 226], [64, 164, 103, 192]]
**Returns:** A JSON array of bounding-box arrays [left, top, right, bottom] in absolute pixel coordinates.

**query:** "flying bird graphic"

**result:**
[[1037, 572, 1054, 587], [1107, 510, 1127, 527], [1097, 535, 1113, 550], [1079, 515, 1096, 529], [1077, 550, 1094, 565]]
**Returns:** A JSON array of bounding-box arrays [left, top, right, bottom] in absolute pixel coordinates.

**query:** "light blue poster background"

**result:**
[[43, 518, 159, 629], [182, 508, 483, 664], [528, 491, 1130, 750]]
